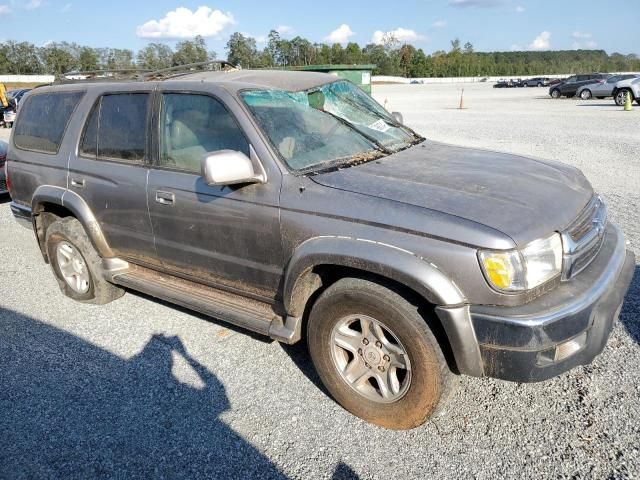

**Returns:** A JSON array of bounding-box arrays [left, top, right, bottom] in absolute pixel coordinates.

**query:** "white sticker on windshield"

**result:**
[[368, 119, 391, 132]]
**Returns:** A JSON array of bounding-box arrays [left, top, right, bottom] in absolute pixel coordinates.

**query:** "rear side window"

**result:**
[[14, 91, 84, 154], [80, 93, 148, 162]]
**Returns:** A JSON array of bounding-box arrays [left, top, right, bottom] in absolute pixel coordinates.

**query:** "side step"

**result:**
[[111, 266, 301, 343]]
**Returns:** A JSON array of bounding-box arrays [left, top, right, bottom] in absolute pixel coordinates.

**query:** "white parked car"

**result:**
[[611, 76, 640, 106]]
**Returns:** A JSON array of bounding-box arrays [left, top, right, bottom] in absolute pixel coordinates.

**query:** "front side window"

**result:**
[[159, 93, 249, 172], [14, 91, 84, 153], [80, 93, 148, 162]]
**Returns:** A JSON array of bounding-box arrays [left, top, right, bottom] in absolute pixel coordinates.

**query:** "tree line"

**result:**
[[1, 32, 638, 78]]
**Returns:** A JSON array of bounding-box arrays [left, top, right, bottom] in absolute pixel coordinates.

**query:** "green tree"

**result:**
[[172, 35, 209, 66], [226, 32, 257, 68], [136, 43, 173, 70], [78, 47, 99, 71]]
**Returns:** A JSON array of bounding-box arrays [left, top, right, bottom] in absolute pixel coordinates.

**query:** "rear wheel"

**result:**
[[307, 278, 453, 430], [580, 89, 592, 100], [46, 217, 124, 304], [537, 82, 543, 87], [551, 89, 561, 99]]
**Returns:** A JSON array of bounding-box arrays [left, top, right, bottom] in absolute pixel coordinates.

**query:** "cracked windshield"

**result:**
[[241, 80, 420, 172]]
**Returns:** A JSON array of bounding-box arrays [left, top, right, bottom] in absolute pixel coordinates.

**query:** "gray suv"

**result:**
[[7, 68, 635, 430]]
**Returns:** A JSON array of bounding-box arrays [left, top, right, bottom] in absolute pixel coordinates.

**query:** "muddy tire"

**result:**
[[307, 277, 453, 430], [46, 217, 124, 304]]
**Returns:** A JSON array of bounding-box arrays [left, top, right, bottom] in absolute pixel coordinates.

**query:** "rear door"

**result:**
[[68, 86, 158, 266], [146, 85, 284, 298]]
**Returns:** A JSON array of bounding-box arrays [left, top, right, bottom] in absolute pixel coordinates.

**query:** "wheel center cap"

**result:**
[[363, 346, 382, 366]]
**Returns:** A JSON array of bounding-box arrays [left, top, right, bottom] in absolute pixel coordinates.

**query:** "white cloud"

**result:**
[[324, 24, 355, 44], [528, 31, 551, 50], [24, 0, 42, 9], [371, 27, 426, 45], [515, 5, 525, 12], [449, 0, 502, 7], [0, 5, 9, 14], [432, 20, 447, 28], [276, 25, 294, 37], [571, 31, 596, 49], [136, 6, 235, 39]]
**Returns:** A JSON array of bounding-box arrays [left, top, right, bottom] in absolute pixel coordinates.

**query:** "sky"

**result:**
[[2, 0, 638, 56]]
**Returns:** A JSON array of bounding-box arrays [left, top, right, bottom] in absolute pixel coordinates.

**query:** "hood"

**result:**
[[310, 141, 593, 245]]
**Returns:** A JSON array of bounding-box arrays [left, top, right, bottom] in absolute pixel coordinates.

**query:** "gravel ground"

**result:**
[[1, 83, 639, 479]]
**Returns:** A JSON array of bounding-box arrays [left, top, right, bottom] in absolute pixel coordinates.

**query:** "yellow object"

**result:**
[[0, 83, 7, 108], [624, 91, 632, 111], [482, 256, 512, 289]]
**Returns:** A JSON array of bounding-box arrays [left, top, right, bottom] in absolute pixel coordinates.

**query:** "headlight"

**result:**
[[478, 233, 563, 292]]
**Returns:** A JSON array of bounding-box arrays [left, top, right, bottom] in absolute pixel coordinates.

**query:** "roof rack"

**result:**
[[56, 60, 239, 85], [56, 68, 151, 84], [142, 60, 239, 80]]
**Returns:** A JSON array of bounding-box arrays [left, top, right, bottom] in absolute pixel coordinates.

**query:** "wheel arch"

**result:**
[[283, 236, 467, 319], [31, 185, 114, 261], [283, 236, 481, 375]]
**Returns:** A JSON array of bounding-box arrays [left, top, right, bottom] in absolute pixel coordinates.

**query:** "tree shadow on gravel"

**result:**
[[619, 265, 640, 344], [0, 307, 287, 480]]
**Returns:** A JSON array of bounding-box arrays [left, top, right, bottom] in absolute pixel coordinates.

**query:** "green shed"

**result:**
[[288, 64, 376, 93]]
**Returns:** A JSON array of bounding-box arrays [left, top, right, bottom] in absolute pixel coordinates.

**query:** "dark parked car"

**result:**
[[493, 79, 515, 88], [6, 68, 635, 430], [523, 77, 551, 87], [549, 74, 609, 98], [0, 139, 8, 194]]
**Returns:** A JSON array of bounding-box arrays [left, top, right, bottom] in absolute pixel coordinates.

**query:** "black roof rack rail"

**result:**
[[142, 60, 239, 80], [56, 68, 151, 84], [54, 61, 239, 85]]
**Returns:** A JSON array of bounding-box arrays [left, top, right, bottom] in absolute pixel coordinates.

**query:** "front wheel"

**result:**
[[551, 89, 561, 99], [615, 90, 631, 106], [307, 278, 453, 430]]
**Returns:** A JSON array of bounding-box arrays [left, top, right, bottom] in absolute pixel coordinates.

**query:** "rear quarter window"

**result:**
[[14, 91, 84, 154]]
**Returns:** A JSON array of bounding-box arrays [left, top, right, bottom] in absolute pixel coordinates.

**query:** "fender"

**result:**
[[31, 185, 114, 258], [283, 236, 466, 317]]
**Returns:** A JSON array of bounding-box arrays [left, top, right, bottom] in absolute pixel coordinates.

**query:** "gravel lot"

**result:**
[[1, 83, 639, 479]]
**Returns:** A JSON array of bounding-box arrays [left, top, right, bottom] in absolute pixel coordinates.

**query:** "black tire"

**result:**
[[537, 82, 543, 87], [615, 89, 631, 106], [580, 89, 592, 100], [307, 278, 453, 430], [46, 217, 124, 304], [550, 89, 561, 99]]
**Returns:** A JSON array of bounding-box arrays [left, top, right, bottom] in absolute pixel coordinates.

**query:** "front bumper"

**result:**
[[456, 224, 635, 382]]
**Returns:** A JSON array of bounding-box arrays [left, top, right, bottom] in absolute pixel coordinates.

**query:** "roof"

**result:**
[[176, 69, 340, 92]]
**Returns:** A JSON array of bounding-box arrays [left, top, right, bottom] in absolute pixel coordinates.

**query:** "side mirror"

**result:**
[[391, 111, 404, 124], [201, 150, 265, 186]]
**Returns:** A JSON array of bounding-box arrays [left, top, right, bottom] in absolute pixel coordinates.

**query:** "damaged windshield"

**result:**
[[240, 80, 421, 172]]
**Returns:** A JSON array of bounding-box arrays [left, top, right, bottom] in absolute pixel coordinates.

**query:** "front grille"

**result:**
[[561, 196, 607, 280], [0, 178, 6, 192], [567, 198, 601, 242]]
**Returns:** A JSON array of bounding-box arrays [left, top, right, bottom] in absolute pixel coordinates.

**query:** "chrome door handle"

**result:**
[[70, 178, 84, 188], [155, 191, 175, 205]]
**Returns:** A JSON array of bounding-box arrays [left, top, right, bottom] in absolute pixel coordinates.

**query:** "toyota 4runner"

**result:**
[[6, 67, 635, 429]]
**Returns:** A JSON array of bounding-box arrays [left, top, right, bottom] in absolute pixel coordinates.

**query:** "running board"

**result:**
[[111, 265, 301, 343]]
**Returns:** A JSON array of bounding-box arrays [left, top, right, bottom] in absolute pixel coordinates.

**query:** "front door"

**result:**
[[147, 90, 283, 298]]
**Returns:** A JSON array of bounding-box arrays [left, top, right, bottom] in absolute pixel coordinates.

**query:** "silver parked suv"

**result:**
[[7, 64, 635, 429]]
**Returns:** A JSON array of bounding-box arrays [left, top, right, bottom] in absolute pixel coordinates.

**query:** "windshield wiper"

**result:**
[[320, 109, 393, 155]]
